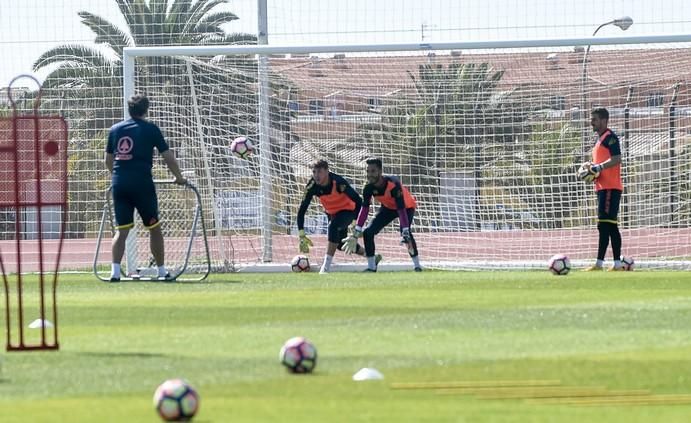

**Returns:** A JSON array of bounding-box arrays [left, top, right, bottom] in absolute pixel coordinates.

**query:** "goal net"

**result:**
[[123, 36, 691, 270], [92, 181, 211, 281]]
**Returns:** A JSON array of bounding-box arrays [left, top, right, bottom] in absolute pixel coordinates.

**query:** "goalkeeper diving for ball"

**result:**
[[296, 160, 373, 274], [342, 158, 421, 272]]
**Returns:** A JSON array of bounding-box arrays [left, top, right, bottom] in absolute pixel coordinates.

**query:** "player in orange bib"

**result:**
[[342, 158, 421, 272], [296, 160, 372, 274], [583, 107, 625, 271]]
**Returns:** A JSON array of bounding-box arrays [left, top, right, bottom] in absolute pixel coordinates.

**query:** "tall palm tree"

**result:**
[[32, 0, 256, 129], [352, 61, 543, 232], [31, 0, 257, 236]]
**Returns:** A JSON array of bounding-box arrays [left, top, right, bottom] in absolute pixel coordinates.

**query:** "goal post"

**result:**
[[123, 34, 691, 271]]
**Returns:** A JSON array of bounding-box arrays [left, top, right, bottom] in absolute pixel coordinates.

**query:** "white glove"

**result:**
[[400, 227, 412, 244], [577, 162, 600, 182], [342, 228, 362, 254]]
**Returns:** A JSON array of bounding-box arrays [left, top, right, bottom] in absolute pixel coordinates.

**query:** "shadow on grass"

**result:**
[[97, 278, 245, 285], [76, 351, 168, 359]]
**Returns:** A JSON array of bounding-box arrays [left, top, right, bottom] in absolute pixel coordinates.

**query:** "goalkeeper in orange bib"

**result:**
[[583, 107, 624, 271], [342, 158, 421, 272], [296, 160, 372, 274]]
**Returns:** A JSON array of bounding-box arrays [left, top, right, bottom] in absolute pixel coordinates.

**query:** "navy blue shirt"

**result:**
[[106, 118, 169, 184]]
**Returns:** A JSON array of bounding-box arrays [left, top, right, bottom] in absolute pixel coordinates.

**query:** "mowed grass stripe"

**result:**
[[2, 272, 691, 422]]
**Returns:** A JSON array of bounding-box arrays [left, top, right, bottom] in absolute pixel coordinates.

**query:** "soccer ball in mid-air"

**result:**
[[621, 256, 635, 271], [153, 379, 199, 421], [291, 255, 310, 272], [230, 136, 254, 159], [280, 336, 317, 373], [548, 254, 571, 275], [577, 161, 600, 182]]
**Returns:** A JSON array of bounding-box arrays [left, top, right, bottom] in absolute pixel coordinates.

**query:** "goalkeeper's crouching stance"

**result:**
[[296, 160, 373, 274], [342, 158, 422, 272]]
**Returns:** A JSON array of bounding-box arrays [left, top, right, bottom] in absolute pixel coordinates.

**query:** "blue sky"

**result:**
[[1, 0, 691, 87]]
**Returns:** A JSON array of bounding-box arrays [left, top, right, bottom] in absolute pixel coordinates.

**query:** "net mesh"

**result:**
[[120, 42, 691, 269], [93, 182, 211, 279]]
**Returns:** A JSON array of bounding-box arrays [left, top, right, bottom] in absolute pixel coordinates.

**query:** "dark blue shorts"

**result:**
[[597, 189, 622, 224], [112, 181, 160, 230]]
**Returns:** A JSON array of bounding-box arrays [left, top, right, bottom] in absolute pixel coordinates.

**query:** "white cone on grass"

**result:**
[[353, 368, 384, 381], [28, 319, 53, 329]]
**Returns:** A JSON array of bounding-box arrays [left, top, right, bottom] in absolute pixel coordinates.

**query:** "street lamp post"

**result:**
[[581, 16, 633, 154]]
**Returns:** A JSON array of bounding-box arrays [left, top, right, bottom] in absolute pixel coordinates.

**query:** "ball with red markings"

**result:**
[[280, 337, 317, 373]]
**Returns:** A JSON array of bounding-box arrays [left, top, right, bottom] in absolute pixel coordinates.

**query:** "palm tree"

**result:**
[[33, 0, 256, 130], [354, 61, 530, 230], [31, 0, 258, 237]]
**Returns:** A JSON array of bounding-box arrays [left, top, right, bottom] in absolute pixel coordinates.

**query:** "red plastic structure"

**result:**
[[1, 75, 68, 351]]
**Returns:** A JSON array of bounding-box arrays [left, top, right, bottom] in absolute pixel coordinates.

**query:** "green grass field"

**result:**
[[3, 270, 691, 422]]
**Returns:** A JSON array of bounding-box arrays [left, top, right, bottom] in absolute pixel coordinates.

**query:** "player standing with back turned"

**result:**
[[105, 94, 187, 282]]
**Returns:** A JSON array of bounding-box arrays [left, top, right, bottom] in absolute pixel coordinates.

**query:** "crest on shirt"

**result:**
[[117, 136, 133, 153], [115, 136, 134, 160]]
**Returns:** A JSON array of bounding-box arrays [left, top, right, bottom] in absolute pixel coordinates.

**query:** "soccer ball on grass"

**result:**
[[291, 255, 310, 272], [621, 256, 635, 271], [230, 136, 254, 159], [548, 254, 571, 275], [153, 379, 199, 421], [280, 336, 317, 373]]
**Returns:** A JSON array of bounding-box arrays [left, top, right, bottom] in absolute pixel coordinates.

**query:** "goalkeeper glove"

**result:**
[[342, 227, 362, 255], [400, 227, 412, 244], [590, 163, 603, 173], [298, 229, 313, 254]]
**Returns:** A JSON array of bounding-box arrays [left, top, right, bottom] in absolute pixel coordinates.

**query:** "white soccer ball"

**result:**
[[548, 254, 571, 275], [621, 256, 635, 271], [153, 379, 199, 422], [230, 136, 254, 159], [577, 162, 600, 183], [280, 336, 317, 374], [291, 255, 310, 273]]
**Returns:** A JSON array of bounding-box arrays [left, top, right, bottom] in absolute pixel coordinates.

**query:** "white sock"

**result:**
[[111, 263, 121, 278], [412, 256, 421, 268], [321, 255, 333, 272], [158, 265, 168, 277], [596, 259, 604, 267], [613, 259, 622, 268], [367, 256, 376, 270]]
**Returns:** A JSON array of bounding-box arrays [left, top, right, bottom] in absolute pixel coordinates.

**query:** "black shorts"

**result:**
[[597, 189, 622, 224], [112, 181, 160, 230], [327, 210, 357, 244]]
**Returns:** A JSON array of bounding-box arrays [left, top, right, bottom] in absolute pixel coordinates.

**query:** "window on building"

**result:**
[[646, 92, 664, 107], [548, 95, 566, 110], [309, 99, 324, 115], [367, 97, 382, 111]]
